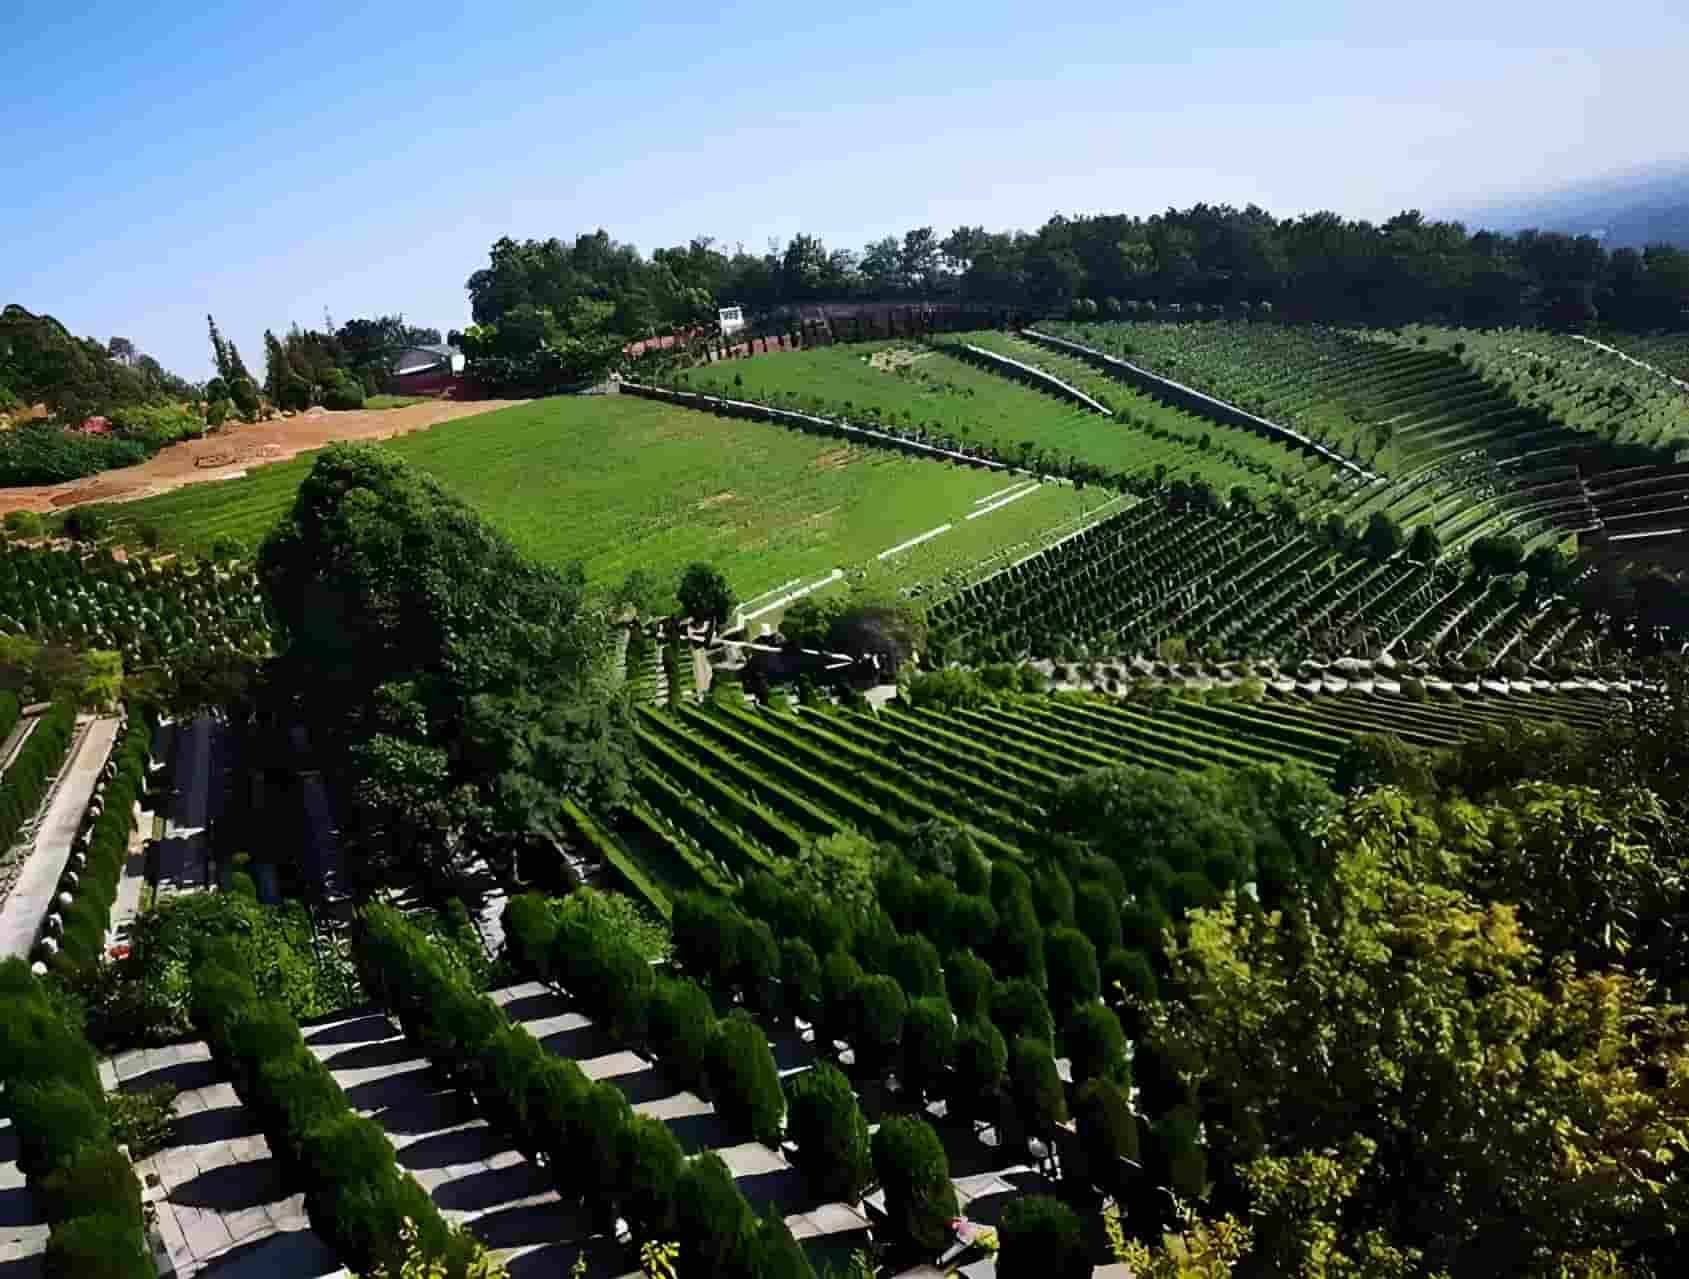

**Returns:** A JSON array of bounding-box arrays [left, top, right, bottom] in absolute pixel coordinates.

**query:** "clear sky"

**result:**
[[4, 0, 1684, 379]]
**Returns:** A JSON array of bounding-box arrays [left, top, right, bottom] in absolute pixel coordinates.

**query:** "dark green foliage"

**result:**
[[1065, 1003, 1129, 1086], [1009, 1036, 1068, 1134], [746, 1206, 818, 1279], [940, 892, 998, 953], [709, 1012, 786, 1145], [42, 1211, 152, 1279], [992, 977, 1054, 1045], [648, 977, 719, 1082], [37, 1146, 142, 1228], [944, 950, 995, 1023], [1074, 881, 1124, 954], [900, 996, 956, 1103], [1032, 866, 1076, 925], [1074, 1078, 1140, 1201], [103, 1086, 176, 1159], [1149, 1105, 1208, 1200], [951, 1019, 1008, 1109], [0, 699, 76, 861], [1102, 946, 1161, 1011], [0, 424, 147, 486], [550, 915, 653, 1041], [889, 932, 944, 999], [673, 1153, 756, 1273], [259, 444, 630, 869], [993, 893, 1046, 986], [1119, 900, 1171, 953], [871, 1116, 959, 1254], [501, 892, 561, 971], [851, 973, 908, 1071], [784, 1062, 873, 1203], [819, 949, 863, 1050], [677, 561, 737, 632], [778, 938, 821, 1021], [1045, 927, 1101, 1013], [998, 1195, 1089, 1279], [618, 1115, 685, 1239], [9, 1082, 108, 1179]]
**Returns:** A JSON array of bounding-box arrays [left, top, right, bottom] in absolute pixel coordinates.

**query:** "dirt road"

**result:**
[[0, 397, 523, 514]]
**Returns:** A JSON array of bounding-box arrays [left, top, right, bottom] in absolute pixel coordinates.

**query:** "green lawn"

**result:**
[[679, 341, 1323, 500], [92, 394, 1098, 606], [363, 394, 430, 409]]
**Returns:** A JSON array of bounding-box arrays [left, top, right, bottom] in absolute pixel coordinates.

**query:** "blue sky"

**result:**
[[4, 0, 1684, 379]]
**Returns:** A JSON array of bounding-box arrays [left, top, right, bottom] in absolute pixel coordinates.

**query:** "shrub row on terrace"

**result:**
[[368, 901, 812, 1278], [0, 959, 151, 1279]]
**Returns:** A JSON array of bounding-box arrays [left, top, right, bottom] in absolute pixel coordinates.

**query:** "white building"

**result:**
[[718, 306, 746, 337]]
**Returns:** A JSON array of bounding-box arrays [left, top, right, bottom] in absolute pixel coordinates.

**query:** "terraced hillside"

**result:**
[[924, 496, 1596, 667], [676, 340, 1357, 506], [587, 689, 1611, 914], [1045, 319, 1689, 555]]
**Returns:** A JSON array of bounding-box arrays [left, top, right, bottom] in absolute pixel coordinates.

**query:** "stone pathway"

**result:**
[[101, 1045, 338, 1279], [0, 715, 120, 961]]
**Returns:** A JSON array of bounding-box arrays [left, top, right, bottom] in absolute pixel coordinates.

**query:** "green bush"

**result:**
[[900, 996, 956, 1104], [10, 1081, 108, 1178], [1150, 1104, 1208, 1200], [42, 1211, 152, 1279], [708, 1011, 785, 1145], [105, 1085, 177, 1159], [1064, 1002, 1129, 1086], [322, 372, 365, 411], [945, 950, 995, 1022], [785, 1062, 873, 1203], [1074, 1077, 1139, 1201], [618, 1114, 684, 1240], [1074, 881, 1123, 953], [1032, 866, 1076, 925], [992, 890, 1046, 985], [673, 1153, 756, 1272], [1045, 927, 1101, 1013], [889, 932, 944, 999], [778, 937, 821, 1021], [819, 949, 863, 1051], [951, 1018, 1007, 1113], [746, 1205, 818, 1279], [501, 892, 560, 970], [1009, 1036, 1068, 1135], [38, 1144, 142, 1227], [648, 976, 718, 1083], [940, 892, 997, 953], [0, 699, 76, 861], [992, 977, 1054, 1046], [872, 1115, 959, 1254], [998, 1195, 1089, 1279], [851, 973, 908, 1072]]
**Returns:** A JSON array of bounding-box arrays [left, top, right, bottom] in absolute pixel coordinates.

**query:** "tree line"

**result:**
[[458, 206, 1689, 360]]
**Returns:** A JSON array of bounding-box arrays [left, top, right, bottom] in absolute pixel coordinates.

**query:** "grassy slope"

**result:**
[[92, 393, 1092, 605], [682, 342, 1297, 498]]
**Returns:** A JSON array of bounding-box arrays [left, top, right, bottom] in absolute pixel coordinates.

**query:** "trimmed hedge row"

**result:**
[[503, 892, 787, 1146], [0, 689, 19, 743], [52, 709, 150, 974], [0, 959, 150, 1279], [365, 902, 811, 1278], [0, 698, 77, 852], [189, 939, 479, 1278]]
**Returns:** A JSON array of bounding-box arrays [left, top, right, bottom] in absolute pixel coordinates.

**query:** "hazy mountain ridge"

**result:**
[[1459, 165, 1689, 248]]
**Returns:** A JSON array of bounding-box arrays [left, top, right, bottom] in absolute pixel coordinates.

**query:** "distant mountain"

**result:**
[[1455, 165, 1689, 249]]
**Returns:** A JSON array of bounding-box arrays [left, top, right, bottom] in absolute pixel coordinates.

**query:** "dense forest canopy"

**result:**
[[0, 304, 198, 420], [460, 206, 1689, 348]]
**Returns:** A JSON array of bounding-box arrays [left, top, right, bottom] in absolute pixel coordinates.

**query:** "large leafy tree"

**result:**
[[259, 444, 629, 869], [1146, 784, 1689, 1276]]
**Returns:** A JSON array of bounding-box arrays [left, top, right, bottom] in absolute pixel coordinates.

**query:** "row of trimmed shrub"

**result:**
[[0, 698, 77, 852], [361, 902, 813, 1278], [0, 689, 19, 744], [0, 959, 150, 1279], [189, 938, 481, 1278], [679, 870, 1154, 1207], [52, 710, 150, 974], [502, 892, 785, 1146]]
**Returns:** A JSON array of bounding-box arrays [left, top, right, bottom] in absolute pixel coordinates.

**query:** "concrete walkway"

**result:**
[[0, 716, 120, 962], [102, 1046, 338, 1279]]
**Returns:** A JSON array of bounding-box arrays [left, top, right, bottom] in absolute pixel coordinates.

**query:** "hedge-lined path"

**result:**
[[0, 714, 118, 960], [0, 1113, 48, 1278], [101, 1044, 339, 1279], [0, 713, 38, 779]]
